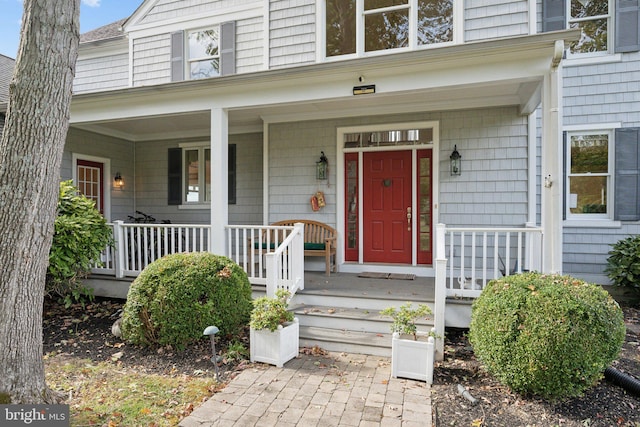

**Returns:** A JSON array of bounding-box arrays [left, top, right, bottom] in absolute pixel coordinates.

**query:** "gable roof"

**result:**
[[80, 18, 127, 44], [0, 54, 15, 104]]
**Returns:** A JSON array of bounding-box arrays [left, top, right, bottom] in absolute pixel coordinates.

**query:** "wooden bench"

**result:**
[[251, 219, 337, 275]]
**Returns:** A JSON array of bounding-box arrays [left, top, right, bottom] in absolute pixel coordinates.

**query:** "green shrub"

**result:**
[[47, 180, 113, 305], [249, 289, 294, 332], [605, 235, 640, 293], [121, 252, 252, 350], [469, 272, 625, 400]]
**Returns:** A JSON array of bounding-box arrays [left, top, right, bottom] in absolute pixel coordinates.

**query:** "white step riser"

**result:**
[[299, 337, 391, 357], [293, 294, 435, 312], [296, 313, 433, 335]]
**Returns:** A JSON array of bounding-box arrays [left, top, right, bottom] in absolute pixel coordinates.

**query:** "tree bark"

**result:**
[[0, 0, 79, 404]]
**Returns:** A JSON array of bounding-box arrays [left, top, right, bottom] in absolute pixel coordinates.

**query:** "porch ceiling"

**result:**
[[71, 78, 540, 141]]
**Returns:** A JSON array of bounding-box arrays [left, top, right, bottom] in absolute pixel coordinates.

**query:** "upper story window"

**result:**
[[325, 0, 453, 58], [188, 28, 220, 79], [543, 0, 640, 59], [566, 130, 612, 219], [568, 0, 611, 55]]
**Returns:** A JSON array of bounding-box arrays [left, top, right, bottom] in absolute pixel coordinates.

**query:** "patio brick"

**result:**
[[178, 351, 432, 427]]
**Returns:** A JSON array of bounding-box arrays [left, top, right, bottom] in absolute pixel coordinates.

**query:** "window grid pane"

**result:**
[[185, 149, 200, 202], [568, 132, 610, 216]]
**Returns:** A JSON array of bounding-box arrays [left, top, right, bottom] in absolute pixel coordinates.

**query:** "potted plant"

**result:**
[[249, 289, 299, 367], [381, 302, 436, 383]]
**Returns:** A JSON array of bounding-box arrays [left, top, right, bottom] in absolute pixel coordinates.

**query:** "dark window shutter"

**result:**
[[168, 148, 182, 205], [228, 144, 236, 204], [614, 128, 640, 220], [220, 21, 236, 76], [542, 0, 566, 32], [170, 31, 185, 82], [563, 131, 567, 220], [616, 0, 640, 52]]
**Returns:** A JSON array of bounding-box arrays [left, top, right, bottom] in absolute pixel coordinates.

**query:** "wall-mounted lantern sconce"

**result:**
[[114, 172, 124, 188], [316, 151, 328, 180], [450, 145, 461, 176]]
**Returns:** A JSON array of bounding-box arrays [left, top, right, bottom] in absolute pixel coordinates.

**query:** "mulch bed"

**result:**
[[431, 306, 640, 427], [43, 296, 639, 426]]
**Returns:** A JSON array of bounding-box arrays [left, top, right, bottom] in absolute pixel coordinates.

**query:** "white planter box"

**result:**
[[250, 318, 299, 368], [391, 331, 435, 384]]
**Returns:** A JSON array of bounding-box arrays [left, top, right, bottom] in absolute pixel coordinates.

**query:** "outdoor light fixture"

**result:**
[[450, 145, 461, 176], [114, 172, 124, 188], [203, 325, 220, 380], [316, 151, 328, 180]]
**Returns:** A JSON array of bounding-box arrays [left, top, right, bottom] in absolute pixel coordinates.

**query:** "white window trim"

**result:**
[[179, 142, 210, 206], [186, 26, 220, 80], [566, 0, 613, 59], [564, 126, 618, 223], [318, 0, 460, 62]]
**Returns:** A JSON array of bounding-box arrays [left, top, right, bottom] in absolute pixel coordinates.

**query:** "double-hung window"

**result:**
[[325, 0, 454, 58], [568, 0, 611, 56], [188, 28, 220, 80], [566, 130, 613, 219]]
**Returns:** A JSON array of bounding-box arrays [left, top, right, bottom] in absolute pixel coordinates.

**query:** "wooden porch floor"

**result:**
[[297, 271, 436, 303]]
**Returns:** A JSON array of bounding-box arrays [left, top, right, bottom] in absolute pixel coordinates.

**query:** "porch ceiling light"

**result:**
[[114, 172, 124, 188], [316, 151, 328, 180], [450, 145, 461, 176]]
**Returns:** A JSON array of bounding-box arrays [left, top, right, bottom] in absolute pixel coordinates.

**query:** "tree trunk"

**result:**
[[0, 0, 79, 404]]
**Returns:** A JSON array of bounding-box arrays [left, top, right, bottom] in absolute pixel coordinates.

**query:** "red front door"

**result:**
[[363, 151, 412, 263], [76, 159, 104, 214]]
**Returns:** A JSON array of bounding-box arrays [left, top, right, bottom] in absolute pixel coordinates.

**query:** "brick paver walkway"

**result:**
[[179, 351, 432, 427]]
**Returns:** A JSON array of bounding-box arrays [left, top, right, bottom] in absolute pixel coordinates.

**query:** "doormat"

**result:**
[[358, 272, 415, 280]]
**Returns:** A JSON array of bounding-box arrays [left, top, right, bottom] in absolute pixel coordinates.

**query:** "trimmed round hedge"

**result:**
[[121, 252, 252, 350], [469, 272, 625, 399]]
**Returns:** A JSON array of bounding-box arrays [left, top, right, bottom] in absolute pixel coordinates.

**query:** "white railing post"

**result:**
[[265, 252, 277, 298], [434, 223, 447, 361], [113, 220, 125, 279], [293, 223, 305, 292]]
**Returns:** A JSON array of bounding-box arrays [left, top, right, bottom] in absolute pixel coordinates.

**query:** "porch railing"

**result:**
[[92, 221, 211, 278], [442, 224, 543, 298], [432, 223, 543, 361], [225, 224, 305, 298]]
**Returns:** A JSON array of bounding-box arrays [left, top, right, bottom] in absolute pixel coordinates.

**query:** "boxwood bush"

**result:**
[[469, 272, 625, 400], [605, 235, 640, 294], [121, 252, 252, 349]]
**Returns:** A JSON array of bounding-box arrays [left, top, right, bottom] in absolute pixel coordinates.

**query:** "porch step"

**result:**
[[290, 304, 432, 335], [298, 326, 392, 357], [291, 303, 434, 357]]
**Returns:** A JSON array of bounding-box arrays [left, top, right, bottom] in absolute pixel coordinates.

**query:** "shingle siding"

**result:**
[[134, 134, 264, 225], [139, 0, 258, 25], [74, 53, 130, 93], [269, 0, 316, 69], [133, 34, 172, 87], [268, 106, 529, 229], [465, 0, 530, 41]]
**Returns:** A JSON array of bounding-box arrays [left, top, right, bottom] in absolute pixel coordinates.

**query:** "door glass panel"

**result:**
[[345, 156, 359, 259], [418, 155, 431, 256]]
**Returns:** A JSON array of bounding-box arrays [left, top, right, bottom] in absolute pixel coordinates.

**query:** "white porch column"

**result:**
[[540, 41, 564, 274], [210, 107, 229, 255]]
